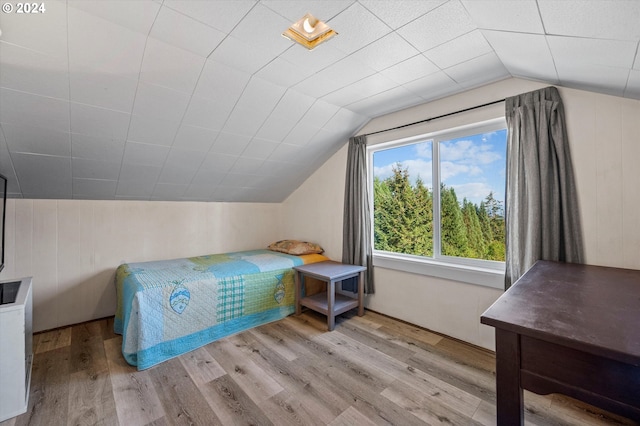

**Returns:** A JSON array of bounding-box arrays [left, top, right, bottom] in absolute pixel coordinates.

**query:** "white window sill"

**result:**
[[373, 252, 505, 289]]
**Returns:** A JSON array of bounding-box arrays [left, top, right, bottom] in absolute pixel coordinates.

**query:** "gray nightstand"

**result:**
[[293, 261, 366, 331]]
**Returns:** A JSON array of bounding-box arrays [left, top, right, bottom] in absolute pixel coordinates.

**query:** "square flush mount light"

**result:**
[[282, 13, 337, 50]]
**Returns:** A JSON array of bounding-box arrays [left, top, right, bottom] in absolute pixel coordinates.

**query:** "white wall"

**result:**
[[3, 77, 639, 343], [0, 200, 282, 332], [279, 144, 348, 262], [282, 78, 640, 350]]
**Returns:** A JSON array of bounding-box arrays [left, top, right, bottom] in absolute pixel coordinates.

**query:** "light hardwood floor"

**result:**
[[1, 310, 637, 426]]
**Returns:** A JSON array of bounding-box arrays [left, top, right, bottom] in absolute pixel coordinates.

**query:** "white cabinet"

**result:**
[[0, 277, 33, 422]]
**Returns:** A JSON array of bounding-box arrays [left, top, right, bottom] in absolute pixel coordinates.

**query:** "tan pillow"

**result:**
[[268, 240, 324, 255]]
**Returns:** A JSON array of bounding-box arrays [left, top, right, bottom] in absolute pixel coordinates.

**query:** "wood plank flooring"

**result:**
[[1, 311, 637, 426]]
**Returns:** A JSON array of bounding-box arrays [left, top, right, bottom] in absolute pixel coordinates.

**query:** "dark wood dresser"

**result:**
[[481, 260, 640, 425]]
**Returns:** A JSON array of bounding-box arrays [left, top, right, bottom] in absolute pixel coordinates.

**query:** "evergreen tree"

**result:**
[[373, 165, 433, 256], [373, 176, 393, 251], [387, 165, 415, 253], [477, 201, 493, 243], [373, 165, 412, 254], [440, 186, 468, 256], [373, 165, 505, 262], [484, 192, 505, 261], [412, 176, 433, 256], [461, 198, 485, 259]]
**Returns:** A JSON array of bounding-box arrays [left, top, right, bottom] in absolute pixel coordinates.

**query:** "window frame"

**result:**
[[367, 117, 507, 289]]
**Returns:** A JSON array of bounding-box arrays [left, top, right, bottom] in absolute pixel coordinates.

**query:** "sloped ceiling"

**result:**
[[0, 0, 638, 202]]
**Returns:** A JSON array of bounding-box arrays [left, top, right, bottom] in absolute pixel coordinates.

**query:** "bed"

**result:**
[[114, 248, 328, 370]]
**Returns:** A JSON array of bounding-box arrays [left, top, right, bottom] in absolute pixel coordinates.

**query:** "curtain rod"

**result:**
[[361, 98, 506, 137]]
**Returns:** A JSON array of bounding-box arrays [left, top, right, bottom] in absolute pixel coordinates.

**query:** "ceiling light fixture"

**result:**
[[282, 13, 337, 50]]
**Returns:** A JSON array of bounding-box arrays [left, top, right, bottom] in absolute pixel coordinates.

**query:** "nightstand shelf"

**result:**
[[300, 292, 359, 317], [294, 261, 366, 331]]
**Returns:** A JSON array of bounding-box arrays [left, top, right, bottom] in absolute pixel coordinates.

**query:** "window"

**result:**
[[368, 118, 507, 288]]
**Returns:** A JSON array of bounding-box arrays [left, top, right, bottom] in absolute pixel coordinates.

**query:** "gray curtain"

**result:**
[[342, 135, 374, 294], [504, 87, 584, 289]]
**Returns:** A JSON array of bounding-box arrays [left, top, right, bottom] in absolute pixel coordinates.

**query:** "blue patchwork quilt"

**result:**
[[114, 249, 327, 370]]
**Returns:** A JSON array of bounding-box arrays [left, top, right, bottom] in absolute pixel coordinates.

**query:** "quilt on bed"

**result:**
[[114, 249, 327, 370]]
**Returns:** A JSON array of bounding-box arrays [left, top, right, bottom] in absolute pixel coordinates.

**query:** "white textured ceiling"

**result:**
[[0, 0, 638, 202]]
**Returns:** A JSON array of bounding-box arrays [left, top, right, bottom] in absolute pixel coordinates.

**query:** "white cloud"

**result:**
[[404, 159, 432, 185], [440, 139, 473, 161], [450, 182, 495, 203], [373, 163, 397, 179], [415, 142, 432, 159], [441, 161, 482, 180], [440, 139, 502, 165]]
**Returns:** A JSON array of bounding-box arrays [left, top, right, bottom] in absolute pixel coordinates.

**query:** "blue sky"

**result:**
[[373, 129, 507, 206]]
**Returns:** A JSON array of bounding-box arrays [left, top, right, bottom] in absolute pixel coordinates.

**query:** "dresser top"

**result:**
[[481, 261, 640, 364]]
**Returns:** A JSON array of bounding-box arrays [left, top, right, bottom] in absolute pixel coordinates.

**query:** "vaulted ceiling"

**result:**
[[0, 0, 638, 202]]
